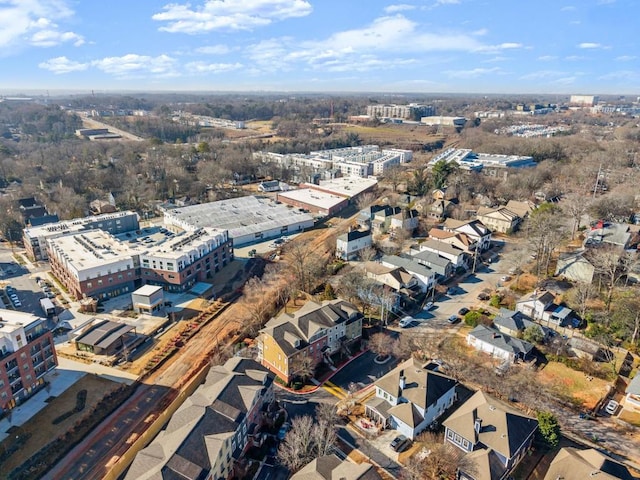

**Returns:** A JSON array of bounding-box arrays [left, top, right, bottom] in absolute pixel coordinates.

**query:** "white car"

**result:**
[[423, 301, 434, 311], [399, 316, 417, 328], [605, 399, 619, 415]]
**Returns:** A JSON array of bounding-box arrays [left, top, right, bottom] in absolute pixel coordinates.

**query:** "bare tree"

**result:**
[[369, 332, 395, 359], [314, 403, 338, 456], [278, 415, 315, 472], [588, 246, 633, 312], [356, 192, 377, 211], [290, 354, 318, 384], [566, 281, 593, 319], [285, 241, 326, 293], [525, 204, 568, 277], [562, 192, 591, 240], [384, 164, 405, 193], [612, 289, 640, 346], [358, 245, 378, 262]]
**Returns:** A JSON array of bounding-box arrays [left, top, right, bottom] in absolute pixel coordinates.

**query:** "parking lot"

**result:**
[[0, 248, 52, 317]]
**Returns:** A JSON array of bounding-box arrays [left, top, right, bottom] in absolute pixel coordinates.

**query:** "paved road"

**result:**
[[337, 426, 403, 478]]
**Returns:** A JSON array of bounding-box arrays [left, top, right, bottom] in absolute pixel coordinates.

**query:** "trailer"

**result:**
[[40, 297, 56, 317]]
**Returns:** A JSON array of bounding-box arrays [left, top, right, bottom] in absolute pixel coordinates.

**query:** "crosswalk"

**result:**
[[322, 380, 347, 399]]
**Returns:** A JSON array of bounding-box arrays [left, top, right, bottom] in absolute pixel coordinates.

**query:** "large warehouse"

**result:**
[[163, 196, 315, 246]]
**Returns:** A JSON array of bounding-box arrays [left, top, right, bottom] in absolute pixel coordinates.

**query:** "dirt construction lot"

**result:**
[[0, 374, 119, 474], [537, 361, 610, 410]]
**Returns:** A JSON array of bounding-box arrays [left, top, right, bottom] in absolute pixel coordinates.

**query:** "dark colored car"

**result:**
[[448, 315, 460, 324], [458, 307, 470, 316], [390, 434, 408, 451], [397, 438, 413, 453], [477, 292, 491, 301]]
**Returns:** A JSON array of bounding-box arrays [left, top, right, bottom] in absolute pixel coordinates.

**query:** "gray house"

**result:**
[[555, 250, 595, 284]]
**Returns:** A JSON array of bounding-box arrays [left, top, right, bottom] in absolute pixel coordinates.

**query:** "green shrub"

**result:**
[[464, 311, 481, 327], [489, 295, 501, 308]]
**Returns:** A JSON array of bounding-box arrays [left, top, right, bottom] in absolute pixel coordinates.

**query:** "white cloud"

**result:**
[[92, 54, 178, 77], [560, 6, 576, 11], [565, 55, 585, 61], [38, 56, 88, 74], [444, 67, 502, 79], [195, 45, 231, 55], [435, 0, 460, 4], [578, 42, 602, 49], [0, 0, 83, 51], [186, 61, 243, 73], [538, 55, 558, 61], [497, 42, 522, 49], [599, 70, 640, 82], [384, 4, 416, 13], [615, 55, 637, 61], [152, 0, 313, 33], [31, 29, 84, 47], [520, 70, 567, 80], [472, 28, 488, 36]]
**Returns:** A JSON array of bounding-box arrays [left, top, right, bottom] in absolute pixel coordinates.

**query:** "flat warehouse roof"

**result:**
[[277, 189, 346, 211], [165, 196, 314, 239]]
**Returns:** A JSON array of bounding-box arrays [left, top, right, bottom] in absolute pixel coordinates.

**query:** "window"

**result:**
[[87, 282, 92, 288], [98, 279, 103, 285]]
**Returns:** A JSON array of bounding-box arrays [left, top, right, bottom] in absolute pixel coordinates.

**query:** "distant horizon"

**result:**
[[0, 88, 636, 99], [1, 1, 638, 95]]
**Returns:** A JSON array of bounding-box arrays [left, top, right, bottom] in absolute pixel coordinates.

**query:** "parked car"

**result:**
[[458, 307, 470, 316], [399, 316, 417, 328], [605, 400, 619, 415], [500, 275, 511, 282], [396, 438, 413, 453], [446, 287, 457, 295], [477, 292, 491, 301], [46, 292, 56, 299], [423, 301, 433, 311], [12, 300, 22, 308], [448, 315, 460, 324], [390, 434, 408, 451]]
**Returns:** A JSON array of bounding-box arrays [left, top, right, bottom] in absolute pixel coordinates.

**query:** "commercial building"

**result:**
[[276, 188, 349, 216], [47, 226, 232, 300], [570, 95, 599, 107], [0, 310, 57, 412], [421, 116, 467, 127], [132, 285, 165, 316], [23, 210, 140, 261], [125, 357, 274, 480], [366, 103, 435, 120], [73, 319, 143, 358], [429, 148, 536, 179], [163, 196, 314, 247]]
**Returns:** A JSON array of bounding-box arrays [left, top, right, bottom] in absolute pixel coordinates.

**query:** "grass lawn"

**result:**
[[0, 374, 119, 473], [537, 361, 610, 409]]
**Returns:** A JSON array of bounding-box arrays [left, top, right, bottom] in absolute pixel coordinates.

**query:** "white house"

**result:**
[[380, 255, 436, 292], [336, 230, 373, 261], [467, 324, 535, 363], [625, 375, 640, 410], [365, 357, 457, 440], [413, 239, 467, 269], [443, 218, 492, 251]]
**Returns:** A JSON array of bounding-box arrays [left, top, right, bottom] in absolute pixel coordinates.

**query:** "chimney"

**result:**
[[474, 418, 482, 434], [399, 370, 406, 390]]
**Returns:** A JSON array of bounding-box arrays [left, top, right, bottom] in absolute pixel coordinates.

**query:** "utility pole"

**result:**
[[592, 163, 603, 198]]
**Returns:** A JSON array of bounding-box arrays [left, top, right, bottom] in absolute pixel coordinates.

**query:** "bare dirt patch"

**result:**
[[537, 361, 610, 409], [0, 374, 119, 473]]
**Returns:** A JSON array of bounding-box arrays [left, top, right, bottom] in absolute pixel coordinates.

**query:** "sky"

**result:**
[[0, 0, 638, 95]]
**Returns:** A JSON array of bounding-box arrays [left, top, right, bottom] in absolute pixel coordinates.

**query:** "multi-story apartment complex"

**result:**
[[47, 227, 232, 300], [125, 357, 274, 480], [0, 310, 57, 412], [366, 103, 435, 120], [254, 145, 412, 179], [257, 299, 363, 383], [23, 210, 140, 261]]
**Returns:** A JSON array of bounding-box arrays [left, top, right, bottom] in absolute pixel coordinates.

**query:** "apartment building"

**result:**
[[0, 310, 57, 412], [257, 299, 363, 383], [366, 103, 435, 120], [23, 210, 139, 261], [125, 357, 274, 480], [47, 227, 232, 300]]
